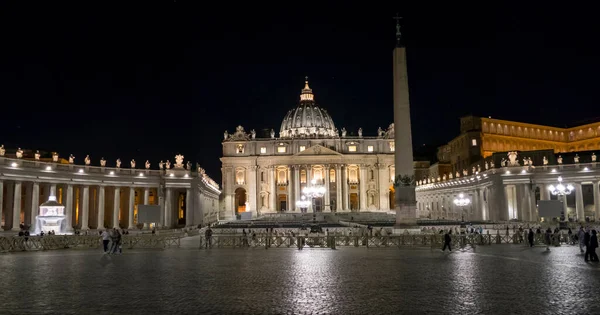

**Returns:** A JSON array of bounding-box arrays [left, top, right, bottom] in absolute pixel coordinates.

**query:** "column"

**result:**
[[306, 165, 313, 212], [113, 187, 120, 228], [269, 166, 277, 211], [30, 182, 39, 232], [479, 188, 488, 221], [248, 166, 258, 215], [23, 183, 32, 227], [97, 186, 105, 229], [342, 165, 349, 211], [324, 165, 331, 211], [165, 188, 173, 228], [158, 187, 165, 228], [50, 184, 57, 197], [540, 184, 551, 201], [517, 185, 528, 222], [12, 181, 22, 231], [593, 181, 600, 221], [186, 188, 192, 226], [575, 183, 584, 222], [377, 164, 389, 211], [287, 167, 293, 212], [128, 187, 135, 229], [144, 187, 150, 205], [143, 187, 150, 229], [471, 189, 480, 221], [81, 186, 90, 230], [335, 165, 342, 212], [293, 166, 300, 211], [359, 166, 367, 211], [0, 180, 3, 230], [65, 184, 74, 232], [561, 194, 568, 220]]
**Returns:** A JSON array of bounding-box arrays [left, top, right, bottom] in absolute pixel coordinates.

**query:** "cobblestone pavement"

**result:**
[[1, 239, 599, 314]]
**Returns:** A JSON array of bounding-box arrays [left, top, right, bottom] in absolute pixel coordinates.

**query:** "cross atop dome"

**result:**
[[300, 76, 314, 101]]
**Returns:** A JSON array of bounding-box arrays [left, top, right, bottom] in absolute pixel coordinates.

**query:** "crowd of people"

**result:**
[[100, 228, 128, 255]]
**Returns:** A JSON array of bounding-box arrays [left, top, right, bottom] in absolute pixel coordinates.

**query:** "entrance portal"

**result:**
[[235, 188, 247, 214]]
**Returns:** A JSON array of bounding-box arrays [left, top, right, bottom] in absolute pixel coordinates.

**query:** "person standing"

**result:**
[[205, 226, 213, 249], [589, 230, 599, 262], [442, 230, 452, 252], [584, 229, 591, 261], [101, 229, 110, 253], [578, 227, 586, 253], [528, 228, 534, 247]]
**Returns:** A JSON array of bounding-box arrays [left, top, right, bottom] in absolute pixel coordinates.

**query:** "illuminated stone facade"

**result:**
[[0, 152, 220, 232], [416, 150, 600, 222], [439, 115, 600, 175], [220, 79, 428, 219]]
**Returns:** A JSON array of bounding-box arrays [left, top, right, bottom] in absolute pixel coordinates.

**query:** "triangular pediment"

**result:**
[[295, 144, 342, 156]]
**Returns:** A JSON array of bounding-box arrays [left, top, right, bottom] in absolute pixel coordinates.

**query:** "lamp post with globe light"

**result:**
[[547, 176, 574, 220], [453, 193, 471, 222], [295, 195, 310, 213], [302, 179, 326, 212]]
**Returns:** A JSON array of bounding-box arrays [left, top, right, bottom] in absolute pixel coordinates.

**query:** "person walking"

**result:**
[[578, 226, 586, 253], [113, 228, 122, 254], [101, 229, 110, 253], [545, 228, 552, 251], [589, 230, 599, 262], [528, 228, 534, 247], [442, 230, 452, 252]]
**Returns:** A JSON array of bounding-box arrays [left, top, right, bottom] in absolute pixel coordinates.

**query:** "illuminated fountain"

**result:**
[[34, 195, 67, 235]]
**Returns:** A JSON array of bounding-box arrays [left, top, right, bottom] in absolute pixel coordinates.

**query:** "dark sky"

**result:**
[[2, 5, 600, 182]]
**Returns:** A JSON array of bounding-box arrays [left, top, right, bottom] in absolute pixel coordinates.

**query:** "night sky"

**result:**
[[2, 5, 599, 182]]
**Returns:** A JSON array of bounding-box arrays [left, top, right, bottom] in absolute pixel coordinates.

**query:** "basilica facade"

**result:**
[[220, 79, 425, 219]]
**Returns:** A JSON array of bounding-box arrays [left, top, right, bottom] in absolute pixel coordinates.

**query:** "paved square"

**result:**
[[0, 239, 599, 314]]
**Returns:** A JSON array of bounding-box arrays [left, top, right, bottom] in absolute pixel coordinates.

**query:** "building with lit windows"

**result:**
[[219, 79, 428, 219], [416, 116, 600, 223]]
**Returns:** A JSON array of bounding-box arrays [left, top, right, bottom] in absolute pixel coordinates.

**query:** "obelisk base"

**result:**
[[395, 186, 418, 226]]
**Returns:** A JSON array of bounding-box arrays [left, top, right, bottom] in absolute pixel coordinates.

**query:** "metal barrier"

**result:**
[[0, 233, 184, 252], [198, 232, 574, 249]]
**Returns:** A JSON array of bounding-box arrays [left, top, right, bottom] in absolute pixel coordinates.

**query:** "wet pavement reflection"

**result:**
[[0, 243, 599, 314]]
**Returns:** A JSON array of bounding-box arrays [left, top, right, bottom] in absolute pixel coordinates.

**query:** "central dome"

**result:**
[[279, 79, 337, 138]]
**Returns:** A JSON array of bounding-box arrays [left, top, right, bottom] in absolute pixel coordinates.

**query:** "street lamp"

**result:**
[[302, 179, 326, 212], [548, 176, 574, 221], [295, 195, 310, 213], [453, 193, 471, 222], [547, 176, 574, 196]]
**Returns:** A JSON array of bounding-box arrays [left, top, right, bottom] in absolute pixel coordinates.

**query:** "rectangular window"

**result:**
[[471, 139, 477, 146], [299, 145, 306, 152], [277, 146, 286, 153], [389, 142, 395, 152], [260, 147, 267, 154], [348, 145, 357, 152], [367, 145, 374, 152]]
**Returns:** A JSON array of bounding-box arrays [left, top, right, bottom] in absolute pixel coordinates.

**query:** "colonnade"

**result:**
[[236, 162, 394, 214], [417, 165, 600, 222], [0, 179, 205, 231]]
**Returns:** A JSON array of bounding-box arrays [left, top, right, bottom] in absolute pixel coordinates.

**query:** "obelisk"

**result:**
[[392, 16, 417, 225]]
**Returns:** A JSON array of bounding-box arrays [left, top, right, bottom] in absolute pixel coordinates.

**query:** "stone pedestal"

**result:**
[[395, 186, 418, 226]]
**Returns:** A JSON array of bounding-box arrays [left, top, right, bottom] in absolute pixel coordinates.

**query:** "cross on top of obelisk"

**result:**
[[393, 14, 403, 46]]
